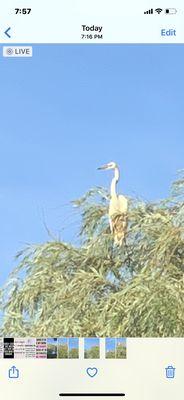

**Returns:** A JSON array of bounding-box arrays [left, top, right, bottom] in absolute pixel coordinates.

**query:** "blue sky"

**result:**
[[0, 44, 183, 287], [47, 338, 58, 344], [57, 338, 78, 349], [84, 338, 99, 350], [69, 338, 79, 350], [58, 338, 68, 346], [106, 338, 126, 351], [106, 338, 116, 352]]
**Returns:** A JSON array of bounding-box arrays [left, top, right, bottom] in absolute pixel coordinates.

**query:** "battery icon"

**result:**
[[165, 8, 177, 14]]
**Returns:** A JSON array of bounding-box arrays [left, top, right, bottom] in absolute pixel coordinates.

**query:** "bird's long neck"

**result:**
[[110, 167, 120, 197]]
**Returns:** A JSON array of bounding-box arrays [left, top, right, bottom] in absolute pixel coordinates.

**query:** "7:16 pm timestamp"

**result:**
[[81, 34, 103, 40]]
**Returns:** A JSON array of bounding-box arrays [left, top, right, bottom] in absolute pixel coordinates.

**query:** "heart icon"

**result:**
[[86, 367, 98, 377]]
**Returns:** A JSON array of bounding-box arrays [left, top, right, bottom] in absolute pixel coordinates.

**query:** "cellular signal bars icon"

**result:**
[[144, 9, 153, 14]]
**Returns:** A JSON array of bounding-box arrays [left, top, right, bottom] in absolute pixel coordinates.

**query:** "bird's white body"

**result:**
[[109, 194, 128, 245], [98, 162, 128, 245]]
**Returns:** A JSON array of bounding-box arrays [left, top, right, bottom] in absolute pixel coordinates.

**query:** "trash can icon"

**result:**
[[165, 365, 175, 379]]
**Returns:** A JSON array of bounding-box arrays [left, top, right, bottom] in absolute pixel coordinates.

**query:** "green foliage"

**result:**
[[116, 344, 126, 359], [0, 173, 184, 337], [106, 350, 115, 359], [84, 346, 100, 359], [68, 348, 79, 359], [58, 344, 68, 358]]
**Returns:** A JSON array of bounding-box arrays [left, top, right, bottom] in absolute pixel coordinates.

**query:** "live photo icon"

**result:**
[[3, 46, 33, 57]]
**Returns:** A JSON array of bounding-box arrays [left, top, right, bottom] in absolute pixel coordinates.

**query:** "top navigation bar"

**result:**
[[0, 0, 184, 43]]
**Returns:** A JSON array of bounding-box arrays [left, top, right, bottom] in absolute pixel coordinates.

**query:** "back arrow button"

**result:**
[[4, 27, 11, 38]]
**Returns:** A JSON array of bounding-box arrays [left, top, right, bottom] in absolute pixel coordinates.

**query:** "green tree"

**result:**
[[84, 346, 100, 359], [68, 348, 79, 359], [0, 172, 184, 337], [106, 350, 116, 359], [116, 344, 126, 359], [58, 344, 68, 358]]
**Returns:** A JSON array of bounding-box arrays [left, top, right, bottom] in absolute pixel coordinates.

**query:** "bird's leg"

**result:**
[[119, 238, 131, 269]]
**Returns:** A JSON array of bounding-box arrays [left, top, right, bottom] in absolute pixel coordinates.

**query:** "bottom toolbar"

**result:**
[[0, 339, 183, 400]]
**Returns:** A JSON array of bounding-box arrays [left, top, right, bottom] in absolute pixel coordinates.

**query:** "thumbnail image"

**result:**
[[58, 338, 68, 359], [4, 338, 14, 358], [116, 338, 126, 359], [84, 338, 100, 359], [25, 338, 36, 358], [47, 338, 58, 358], [14, 338, 26, 358], [0, 45, 183, 338], [105, 338, 116, 359], [0, 338, 3, 358], [68, 338, 79, 359], [36, 338, 47, 359]]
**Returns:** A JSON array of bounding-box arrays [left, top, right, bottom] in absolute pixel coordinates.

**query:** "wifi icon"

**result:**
[[155, 8, 163, 14]]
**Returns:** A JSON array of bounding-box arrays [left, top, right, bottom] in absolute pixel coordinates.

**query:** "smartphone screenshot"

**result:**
[[0, 1, 183, 399]]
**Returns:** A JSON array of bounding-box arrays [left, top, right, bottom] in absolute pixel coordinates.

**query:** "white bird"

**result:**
[[98, 162, 128, 246]]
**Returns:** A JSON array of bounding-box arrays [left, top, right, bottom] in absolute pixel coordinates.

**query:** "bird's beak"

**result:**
[[97, 164, 108, 170]]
